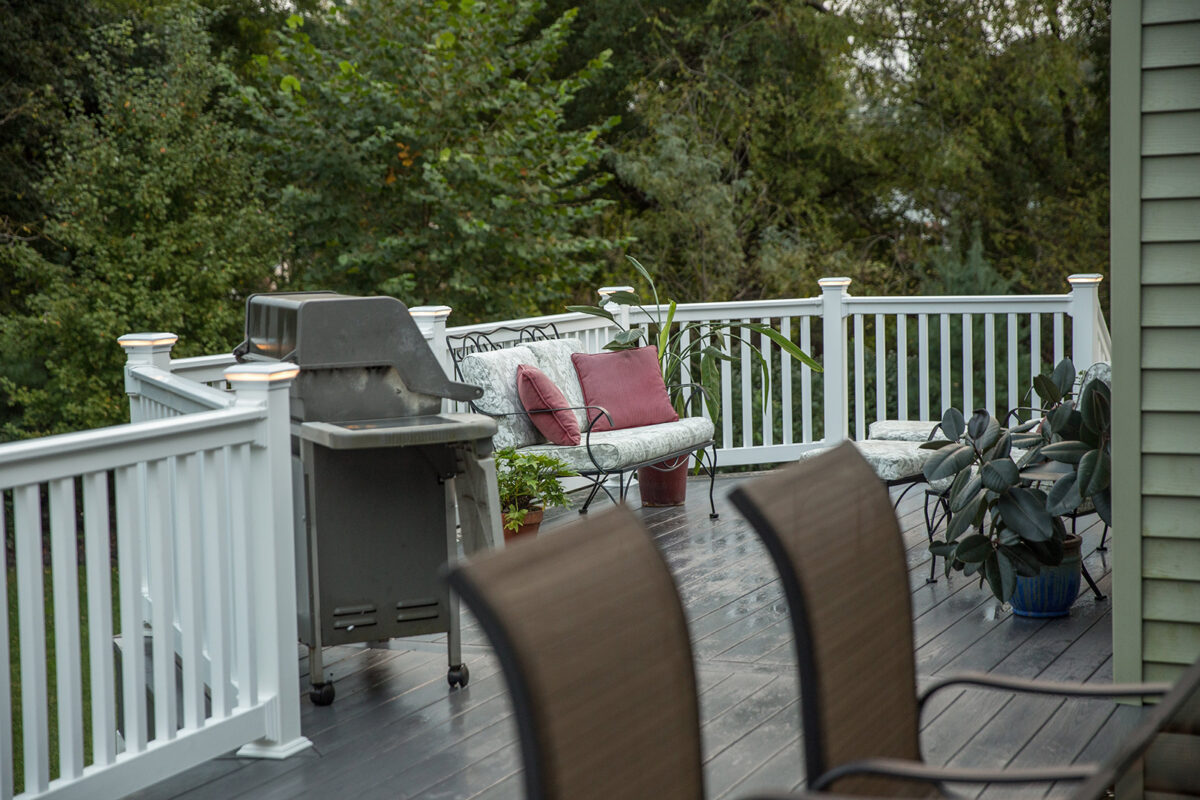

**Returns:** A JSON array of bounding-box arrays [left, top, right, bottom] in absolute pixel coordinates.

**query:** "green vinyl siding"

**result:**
[[1142, 413, 1200, 453], [1142, 66, 1200, 111], [1142, 454, 1200, 495], [1142, 0, 1200, 24], [1142, 497, 1200, 538], [1145, 661, 1187, 683], [1142, 111, 1200, 155], [1141, 199, 1200, 240], [1142, 371, 1200, 410], [1142, 330, 1200, 366], [1142, 155, 1200, 197], [1145, 580, 1200, 622], [1142, 22, 1200, 68], [1144, 620, 1200, 663], [1141, 243, 1200, 282], [1143, 537, 1200, 580], [1141, 285, 1200, 323]]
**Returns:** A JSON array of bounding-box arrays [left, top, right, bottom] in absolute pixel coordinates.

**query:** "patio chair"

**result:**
[[444, 504, 704, 800], [728, 442, 1169, 796]]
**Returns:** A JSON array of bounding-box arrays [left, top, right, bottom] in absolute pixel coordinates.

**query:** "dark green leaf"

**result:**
[[604, 290, 641, 306], [1048, 403, 1074, 435], [990, 431, 1012, 460], [1051, 358, 1076, 396], [920, 439, 957, 450], [1093, 488, 1112, 526], [983, 554, 1006, 602], [1046, 472, 1083, 515], [930, 541, 956, 558], [947, 491, 985, 541], [1033, 374, 1061, 405], [743, 322, 822, 372], [981, 459, 1019, 491], [997, 487, 1054, 542], [923, 443, 976, 482], [996, 550, 1018, 601], [566, 305, 615, 322], [1080, 380, 1111, 433], [1001, 543, 1044, 577], [955, 532, 993, 563], [947, 468, 972, 508], [1077, 449, 1110, 496], [941, 407, 966, 441], [967, 409, 991, 441], [1041, 440, 1090, 464]]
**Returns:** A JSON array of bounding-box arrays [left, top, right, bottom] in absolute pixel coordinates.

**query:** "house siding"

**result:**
[[1114, 0, 1200, 686]]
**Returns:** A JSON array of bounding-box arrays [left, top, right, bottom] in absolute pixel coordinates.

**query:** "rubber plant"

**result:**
[[567, 255, 822, 424]]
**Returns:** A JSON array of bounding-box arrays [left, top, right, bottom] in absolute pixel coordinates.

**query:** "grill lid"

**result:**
[[233, 292, 482, 405]]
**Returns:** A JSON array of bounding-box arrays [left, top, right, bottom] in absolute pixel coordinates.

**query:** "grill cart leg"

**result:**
[[308, 644, 335, 706], [446, 477, 471, 689]]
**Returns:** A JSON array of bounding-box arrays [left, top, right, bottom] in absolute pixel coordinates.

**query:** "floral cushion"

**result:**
[[795, 439, 936, 483], [522, 417, 715, 473], [457, 345, 540, 450], [868, 420, 945, 442]]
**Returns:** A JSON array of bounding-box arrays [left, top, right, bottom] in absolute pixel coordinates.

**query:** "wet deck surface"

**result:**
[[131, 473, 1135, 800]]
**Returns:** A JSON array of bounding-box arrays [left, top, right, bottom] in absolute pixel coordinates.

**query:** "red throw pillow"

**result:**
[[571, 346, 679, 432], [516, 364, 581, 446]]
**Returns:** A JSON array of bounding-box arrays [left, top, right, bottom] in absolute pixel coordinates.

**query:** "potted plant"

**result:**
[[495, 447, 575, 541], [921, 358, 1110, 616], [568, 255, 822, 504]]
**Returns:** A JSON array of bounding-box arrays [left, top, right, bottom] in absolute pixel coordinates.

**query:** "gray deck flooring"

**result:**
[[130, 473, 1138, 800]]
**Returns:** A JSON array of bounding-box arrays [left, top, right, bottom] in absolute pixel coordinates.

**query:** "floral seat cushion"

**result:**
[[522, 417, 715, 473], [867, 419, 946, 442]]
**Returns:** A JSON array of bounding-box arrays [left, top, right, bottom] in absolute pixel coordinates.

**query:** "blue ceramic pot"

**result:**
[[1010, 533, 1082, 618]]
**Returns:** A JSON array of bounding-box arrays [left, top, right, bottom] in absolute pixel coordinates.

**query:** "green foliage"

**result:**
[[242, 0, 625, 323], [495, 447, 575, 530], [0, 8, 285, 438], [924, 356, 1112, 602]]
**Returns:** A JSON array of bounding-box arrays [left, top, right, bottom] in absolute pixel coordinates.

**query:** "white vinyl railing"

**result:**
[[0, 335, 309, 800], [420, 273, 1108, 467]]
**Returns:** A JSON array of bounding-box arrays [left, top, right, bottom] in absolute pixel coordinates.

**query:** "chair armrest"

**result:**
[[810, 756, 1097, 792], [919, 670, 1171, 712]]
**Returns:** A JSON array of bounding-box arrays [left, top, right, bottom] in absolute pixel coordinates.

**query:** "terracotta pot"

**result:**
[[1010, 533, 1082, 618], [637, 457, 689, 507], [502, 507, 543, 542]]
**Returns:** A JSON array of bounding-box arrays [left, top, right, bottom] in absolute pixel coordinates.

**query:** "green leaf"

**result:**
[[1026, 535, 1065, 567], [941, 407, 966, 441], [949, 474, 981, 513], [967, 409, 991, 440], [1033, 374, 1061, 406], [1051, 358, 1076, 396], [658, 300, 676, 364], [923, 443, 975, 482], [983, 553, 1007, 602], [743, 322, 822, 372], [990, 431, 1012, 459], [947, 491, 985, 542], [1001, 543, 1045, 577], [920, 439, 957, 450], [996, 550, 1018, 600], [1080, 379, 1111, 433], [604, 290, 641, 306], [955, 532, 993, 563], [1093, 488, 1112, 527], [981, 459, 1019, 491], [1046, 472, 1083, 515], [997, 487, 1054, 542], [1076, 449, 1110, 496], [279, 74, 301, 94], [1047, 402, 1074, 435], [1042, 440, 1091, 464], [566, 305, 615, 323]]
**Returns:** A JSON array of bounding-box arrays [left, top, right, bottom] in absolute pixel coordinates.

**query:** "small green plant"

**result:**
[[495, 447, 575, 531], [568, 255, 821, 423]]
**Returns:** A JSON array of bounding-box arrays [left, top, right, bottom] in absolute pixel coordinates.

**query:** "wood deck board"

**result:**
[[134, 473, 1136, 800]]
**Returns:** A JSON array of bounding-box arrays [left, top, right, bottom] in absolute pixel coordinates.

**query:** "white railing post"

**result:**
[[819, 278, 851, 444], [411, 305, 453, 376], [224, 362, 312, 760], [1067, 274, 1103, 369], [599, 285, 635, 331], [118, 333, 179, 422]]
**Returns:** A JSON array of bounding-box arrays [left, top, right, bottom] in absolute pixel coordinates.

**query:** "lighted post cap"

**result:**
[[818, 277, 852, 288], [598, 285, 635, 300], [223, 362, 300, 383], [118, 332, 179, 348], [1067, 274, 1103, 285], [409, 305, 453, 318]]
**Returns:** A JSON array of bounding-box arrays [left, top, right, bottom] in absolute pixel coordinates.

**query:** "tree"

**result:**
[[243, 0, 625, 322], [0, 8, 285, 437]]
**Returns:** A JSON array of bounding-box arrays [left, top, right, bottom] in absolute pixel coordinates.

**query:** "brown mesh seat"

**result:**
[[445, 505, 704, 800], [729, 441, 1168, 797]]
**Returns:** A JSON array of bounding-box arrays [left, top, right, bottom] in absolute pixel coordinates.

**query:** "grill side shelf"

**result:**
[[297, 414, 498, 449]]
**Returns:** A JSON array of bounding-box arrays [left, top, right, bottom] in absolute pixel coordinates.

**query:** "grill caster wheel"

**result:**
[[448, 664, 470, 689], [310, 682, 335, 706]]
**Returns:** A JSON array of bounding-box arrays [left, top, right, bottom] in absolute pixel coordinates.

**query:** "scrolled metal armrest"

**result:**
[[810, 756, 1098, 792], [919, 670, 1170, 713]]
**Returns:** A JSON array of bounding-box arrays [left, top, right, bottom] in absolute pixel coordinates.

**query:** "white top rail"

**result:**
[[843, 294, 1075, 315], [169, 353, 240, 383], [128, 365, 237, 413], [0, 407, 262, 488]]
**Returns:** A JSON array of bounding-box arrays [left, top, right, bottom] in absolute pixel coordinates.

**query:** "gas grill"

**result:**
[[234, 292, 502, 705]]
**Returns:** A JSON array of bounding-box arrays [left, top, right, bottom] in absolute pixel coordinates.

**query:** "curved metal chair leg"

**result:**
[[705, 444, 719, 519], [579, 480, 603, 514], [1097, 524, 1109, 551]]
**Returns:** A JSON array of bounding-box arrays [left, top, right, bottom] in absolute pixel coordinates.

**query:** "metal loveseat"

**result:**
[[448, 324, 719, 518]]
